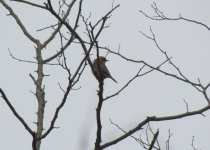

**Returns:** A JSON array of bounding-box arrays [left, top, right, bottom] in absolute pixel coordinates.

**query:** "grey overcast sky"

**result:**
[[0, 0, 210, 150]]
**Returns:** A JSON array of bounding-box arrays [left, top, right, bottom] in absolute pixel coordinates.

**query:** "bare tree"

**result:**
[[0, 1, 209, 150]]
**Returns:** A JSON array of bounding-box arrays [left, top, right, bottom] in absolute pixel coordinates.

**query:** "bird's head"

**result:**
[[98, 56, 108, 63]]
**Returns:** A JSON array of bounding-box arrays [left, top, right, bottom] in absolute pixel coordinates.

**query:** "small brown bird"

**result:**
[[92, 56, 117, 83]]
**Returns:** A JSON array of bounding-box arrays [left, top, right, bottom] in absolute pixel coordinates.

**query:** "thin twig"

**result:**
[[139, 2, 210, 31], [166, 129, 173, 150]]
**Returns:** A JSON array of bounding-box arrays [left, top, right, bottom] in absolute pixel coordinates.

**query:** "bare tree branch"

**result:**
[[0, 88, 34, 135], [104, 57, 171, 101], [110, 119, 156, 149], [11, 0, 46, 9], [139, 2, 210, 31], [94, 80, 104, 150], [45, 0, 120, 70], [166, 129, 173, 150], [101, 105, 210, 149], [45, 0, 92, 65], [38, 75, 72, 140], [38, 45, 73, 141], [148, 130, 159, 150], [0, 0, 40, 44], [183, 99, 189, 112], [191, 136, 201, 150], [42, 0, 77, 48]]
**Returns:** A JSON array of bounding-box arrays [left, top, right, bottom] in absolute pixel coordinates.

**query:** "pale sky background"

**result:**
[[0, 0, 210, 150]]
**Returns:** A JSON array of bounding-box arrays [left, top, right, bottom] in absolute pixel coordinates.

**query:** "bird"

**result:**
[[92, 56, 117, 83]]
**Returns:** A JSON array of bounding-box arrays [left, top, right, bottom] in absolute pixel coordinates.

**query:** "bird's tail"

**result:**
[[110, 76, 117, 83]]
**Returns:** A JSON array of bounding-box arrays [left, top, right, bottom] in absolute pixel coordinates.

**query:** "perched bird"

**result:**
[[92, 56, 117, 83]]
